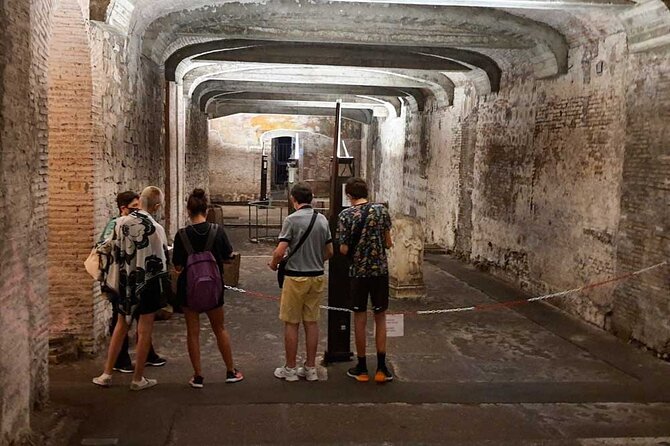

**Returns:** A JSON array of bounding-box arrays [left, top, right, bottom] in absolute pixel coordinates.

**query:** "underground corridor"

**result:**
[[1, 0, 670, 445]]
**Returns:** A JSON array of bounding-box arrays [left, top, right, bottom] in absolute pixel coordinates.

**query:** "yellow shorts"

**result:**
[[279, 276, 326, 324]]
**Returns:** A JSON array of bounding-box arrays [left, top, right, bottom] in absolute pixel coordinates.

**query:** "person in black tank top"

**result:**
[[172, 188, 243, 388]]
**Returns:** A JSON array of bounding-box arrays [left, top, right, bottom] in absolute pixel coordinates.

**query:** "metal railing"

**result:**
[[247, 200, 285, 243], [247, 200, 330, 243]]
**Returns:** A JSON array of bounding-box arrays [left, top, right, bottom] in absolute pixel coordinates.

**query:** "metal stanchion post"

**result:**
[[324, 101, 355, 364]]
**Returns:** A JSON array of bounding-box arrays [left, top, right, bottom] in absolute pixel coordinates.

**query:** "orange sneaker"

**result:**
[[374, 367, 393, 383], [347, 366, 370, 382]]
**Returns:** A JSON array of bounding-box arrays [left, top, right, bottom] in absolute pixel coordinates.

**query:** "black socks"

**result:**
[[357, 354, 387, 370], [357, 356, 367, 370], [377, 352, 386, 369]]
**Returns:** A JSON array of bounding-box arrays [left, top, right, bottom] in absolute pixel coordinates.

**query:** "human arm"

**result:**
[[172, 230, 185, 273], [337, 211, 351, 256], [269, 241, 289, 271], [268, 218, 292, 271], [97, 217, 117, 245], [325, 242, 334, 260], [219, 226, 234, 260], [384, 230, 393, 249], [382, 207, 393, 249]]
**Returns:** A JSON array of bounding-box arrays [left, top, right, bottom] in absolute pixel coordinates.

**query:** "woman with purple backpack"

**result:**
[[172, 188, 244, 388]]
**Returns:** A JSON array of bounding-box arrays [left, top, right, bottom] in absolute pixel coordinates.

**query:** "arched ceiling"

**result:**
[[193, 81, 422, 113], [163, 39, 502, 90], [91, 0, 670, 120], [183, 63, 456, 109]]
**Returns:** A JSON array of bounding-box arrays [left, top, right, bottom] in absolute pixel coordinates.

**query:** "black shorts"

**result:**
[[133, 280, 167, 317], [350, 275, 389, 314]]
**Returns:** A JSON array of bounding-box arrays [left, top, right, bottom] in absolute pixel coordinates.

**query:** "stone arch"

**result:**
[[47, 0, 99, 352]]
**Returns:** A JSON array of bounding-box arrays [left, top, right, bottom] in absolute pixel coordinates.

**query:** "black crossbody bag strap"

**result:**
[[285, 211, 318, 262], [348, 204, 372, 256]]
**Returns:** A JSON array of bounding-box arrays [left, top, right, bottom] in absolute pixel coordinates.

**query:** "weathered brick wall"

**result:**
[[453, 33, 669, 354], [470, 34, 628, 327], [0, 0, 53, 443], [185, 99, 210, 198], [424, 99, 459, 248], [47, 0, 98, 352], [371, 100, 427, 220], [208, 114, 361, 202], [86, 23, 166, 351], [611, 50, 670, 354], [371, 110, 406, 212]]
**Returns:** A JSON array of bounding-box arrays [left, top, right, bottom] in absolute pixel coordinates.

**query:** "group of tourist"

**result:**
[[91, 177, 393, 390]]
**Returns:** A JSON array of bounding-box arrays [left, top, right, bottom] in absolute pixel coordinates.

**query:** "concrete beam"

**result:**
[[205, 91, 403, 116], [191, 80, 430, 112], [208, 104, 374, 125], [111, 0, 634, 45], [206, 98, 389, 117], [182, 64, 452, 107], [327, 0, 634, 7], [193, 42, 469, 70], [164, 39, 501, 91]]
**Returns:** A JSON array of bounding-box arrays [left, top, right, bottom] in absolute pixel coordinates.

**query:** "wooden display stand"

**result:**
[[223, 252, 241, 287]]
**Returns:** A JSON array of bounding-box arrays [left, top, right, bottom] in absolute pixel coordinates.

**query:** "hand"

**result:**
[[268, 261, 278, 271]]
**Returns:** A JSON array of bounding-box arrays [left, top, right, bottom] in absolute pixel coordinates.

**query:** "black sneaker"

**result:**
[[189, 375, 204, 389], [347, 365, 370, 382], [374, 366, 393, 383], [146, 356, 167, 367], [113, 363, 134, 374], [225, 369, 244, 383]]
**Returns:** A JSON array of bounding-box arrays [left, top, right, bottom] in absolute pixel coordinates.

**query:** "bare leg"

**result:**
[[184, 308, 202, 376], [284, 322, 300, 368], [103, 316, 130, 375], [353, 312, 368, 359], [303, 321, 319, 368], [133, 313, 155, 382], [206, 307, 235, 371], [374, 311, 387, 354]]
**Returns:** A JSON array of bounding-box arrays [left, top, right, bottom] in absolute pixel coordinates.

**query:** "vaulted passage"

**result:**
[[1, 0, 669, 443]]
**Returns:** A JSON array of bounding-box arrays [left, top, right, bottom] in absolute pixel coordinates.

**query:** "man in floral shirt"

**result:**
[[338, 177, 393, 383]]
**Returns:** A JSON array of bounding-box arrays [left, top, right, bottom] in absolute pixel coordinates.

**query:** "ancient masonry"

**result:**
[[1, 0, 669, 443]]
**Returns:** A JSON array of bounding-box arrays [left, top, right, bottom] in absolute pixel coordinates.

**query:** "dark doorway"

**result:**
[[271, 136, 293, 190]]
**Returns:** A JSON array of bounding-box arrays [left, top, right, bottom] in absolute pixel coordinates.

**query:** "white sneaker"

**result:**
[[297, 365, 319, 382], [130, 377, 158, 391], [274, 366, 299, 382], [92, 373, 112, 387]]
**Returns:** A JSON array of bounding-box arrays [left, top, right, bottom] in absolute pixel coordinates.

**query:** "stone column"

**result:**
[[388, 214, 426, 299]]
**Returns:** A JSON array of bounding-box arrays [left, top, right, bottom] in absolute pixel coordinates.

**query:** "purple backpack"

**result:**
[[179, 224, 222, 313]]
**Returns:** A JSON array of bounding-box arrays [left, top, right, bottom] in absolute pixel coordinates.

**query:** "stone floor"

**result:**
[[46, 228, 670, 445]]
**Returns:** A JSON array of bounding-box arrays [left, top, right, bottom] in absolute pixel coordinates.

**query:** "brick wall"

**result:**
[[185, 99, 210, 200], [440, 33, 669, 354], [371, 99, 428, 221], [0, 0, 53, 443], [369, 31, 669, 355], [88, 23, 166, 348], [470, 34, 628, 327], [371, 109, 406, 212], [208, 114, 361, 202], [611, 50, 670, 354], [47, 0, 97, 351]]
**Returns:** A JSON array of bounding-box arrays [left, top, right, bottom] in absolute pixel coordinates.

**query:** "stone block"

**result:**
[[388, 214, 426, 300], [224, 252, 241, 287]]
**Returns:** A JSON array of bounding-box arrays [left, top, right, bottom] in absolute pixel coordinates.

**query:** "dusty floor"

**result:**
[[44, 226, 670, 446]]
